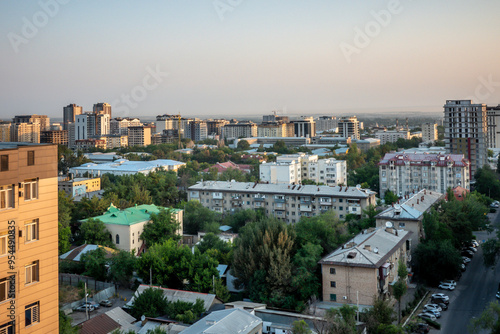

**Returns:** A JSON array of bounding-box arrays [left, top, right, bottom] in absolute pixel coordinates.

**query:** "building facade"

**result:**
[[0, 124, 11, 142], [186, 121, 208, 142], [58, 177, 101, 197], [259, 161, 301, 184], [222, 123, 258, 139], [375, 130, 410, 145], [0, 143, 59, 333], [128, 126, 152, 147], [338, 116, 360, 140], [93, 102, 112, 116], [11, 123, 41, 143], [444, 99, 488, 177], [257, 122, 287, 137], [293, 117, 316, 138], [63, 104, 82, 131], [188, 181, 376, 222], [316, 116, 337, 132], [111, 118, 142, 135], [378, 152, 470, 198], [40, 130, 68, 146], [12, 115, 50, 132], [422, 123, 438, 143]]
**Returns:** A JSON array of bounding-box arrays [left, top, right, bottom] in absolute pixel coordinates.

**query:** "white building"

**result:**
[[111, 117, 142, 135], [422, 123, 438, 143], [260, 160, 301, 184], [378, 152, 470, 198], [375, 130, 410, 145], [69, 158, 186, 177], [338, 116, 360, 140], [316, 159, 347, 186], [277, 153, 318, 180], [316, 116, 337, 132]]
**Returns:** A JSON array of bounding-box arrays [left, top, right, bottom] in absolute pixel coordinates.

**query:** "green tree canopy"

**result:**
[[140, 208, 181, 247], [197, 233, 233, 264], [78, 218, 114, 248], [183, 200, 221, 234], [108, 250, 137, 287], [384, 190, 399, 205], [80, 247, 108, 281], [131, 287, 169, 319]]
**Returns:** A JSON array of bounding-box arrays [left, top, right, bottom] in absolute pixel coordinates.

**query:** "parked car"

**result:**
[[99, 299, 112, 307], [437, 302, 448, 311], [422, 308, 441, 318], [74, 305, 94, 312], [413, 323, 430, 333], [418, 313, 437, 321], [461, 263, 466, 271], [424, 304, 442, 312], [471, 240, 479, 247], [432, 296, 449, 305], [462, 250, 474, 258], [438, 283, 455, 291], [83, 301, 99, 310], [496, 291, 500, 299], [431, 293, 449, 301], [490, 202, 499, 208], [463, 256, 471, 264], [440, 280, 457, 288]]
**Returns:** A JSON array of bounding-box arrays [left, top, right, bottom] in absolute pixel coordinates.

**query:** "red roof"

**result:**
[[379, 153, 469, 167], [446, 186, 469, 202], [79, 314, 120, 334], [202, 161, 252, 174]]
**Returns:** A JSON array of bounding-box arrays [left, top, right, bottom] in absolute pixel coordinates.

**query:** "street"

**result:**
[[430, 211, 500, 334]]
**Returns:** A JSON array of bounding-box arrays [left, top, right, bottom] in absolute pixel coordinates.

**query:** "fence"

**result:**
[[59, 273, 114, 292]]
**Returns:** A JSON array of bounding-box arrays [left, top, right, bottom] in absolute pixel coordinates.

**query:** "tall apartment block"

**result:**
[[222, 122, 258, 139], [12, 116, 50, 132], [292, 117, 316, 138], [338, 116, 360, 140], [0, 143, 59, 333], [444, 100, 487, 177], [0, 124, 11, 142], [486, 105, 500, 149], [422, 123, 438, 143], [186, 121, 208, 142], [111, 118, 142, 135], [316, 116, 337, 132], [128, 126, 152, 147], [93, 102, 112, 117], [62, 104, 82, 131], [10, 124, 41, 144]]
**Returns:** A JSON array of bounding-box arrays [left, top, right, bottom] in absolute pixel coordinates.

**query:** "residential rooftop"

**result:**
[[179, 308, 262, 334], [319, 227, 411, 268], [376, 189, 444, 221], [379, 152, 468, 167], [82, 204, 181, 226]]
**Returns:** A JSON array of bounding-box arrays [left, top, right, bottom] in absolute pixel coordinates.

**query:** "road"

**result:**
[[432, 211, 500, 334]]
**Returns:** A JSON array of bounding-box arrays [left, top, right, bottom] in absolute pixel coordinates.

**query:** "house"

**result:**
[[202, 161, 253, 174], [375, 189, 444, 250], [319, 227, 411, 306], [180, 308, 263, 334], [79, 307, 136, 334], [127, 285, 223, 312], [82, 204, 183, 254], [255, 309, 325, 334], [446, 185, 469, 202]]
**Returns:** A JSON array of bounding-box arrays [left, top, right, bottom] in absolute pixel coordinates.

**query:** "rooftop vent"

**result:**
[[364, 245, 371, 251], [347, 252, 357, 259]]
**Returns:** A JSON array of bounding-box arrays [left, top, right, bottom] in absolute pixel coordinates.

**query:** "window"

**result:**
[[0, 278, 8, 303], [0, 155, 8, 172], [24, 179, 38, 201], [0, 185, 14, 210], [25, 261, 39, 284], [27, 151, 35, 166], [0, 321, 14, 334], [330, 294, 337, 302], [330, 281, 336, 288], [116, 234, 120, 244], [25, 302, 40, 327], [25, 220, 38, 242], [330, 268, 336, 275]]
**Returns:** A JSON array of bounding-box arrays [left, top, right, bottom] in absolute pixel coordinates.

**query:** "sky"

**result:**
[[1, 0, 500, 120]]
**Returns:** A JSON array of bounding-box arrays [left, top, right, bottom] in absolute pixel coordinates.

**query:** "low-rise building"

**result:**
[[375, 130, 410, 145], [319, 227, 411, 306], [375, 189, 444, 251], [75, 138, 106, 150], [69, 158, 185, 177], [188, 181, 376, 222], [84, 204, 183, 254], [180, 308, 263, 334], [58, 177, 101, 197], [378, 152, 470, 198], [202, 161, 252, 175]]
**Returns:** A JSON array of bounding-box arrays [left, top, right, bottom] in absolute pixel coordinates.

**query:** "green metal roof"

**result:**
[[86, 204, 181, 226]]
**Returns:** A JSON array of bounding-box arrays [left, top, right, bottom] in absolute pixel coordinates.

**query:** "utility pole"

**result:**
[[85, 282, 89, 321]]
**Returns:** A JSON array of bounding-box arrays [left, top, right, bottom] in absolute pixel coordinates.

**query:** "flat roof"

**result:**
[[70, 159, 185, 173], [0, 142, 53, 150]]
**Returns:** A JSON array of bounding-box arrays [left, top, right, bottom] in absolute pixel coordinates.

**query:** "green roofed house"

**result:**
[[84, 204, 183, 255]]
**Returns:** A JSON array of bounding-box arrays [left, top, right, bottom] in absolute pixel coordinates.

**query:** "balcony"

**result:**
[[274, 198, 286, 203], [299, 204, 312, 212], [254, 197, 266, 201]]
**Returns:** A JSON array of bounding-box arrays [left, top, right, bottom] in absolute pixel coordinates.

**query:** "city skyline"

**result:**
[[1, 1, 500, 119]]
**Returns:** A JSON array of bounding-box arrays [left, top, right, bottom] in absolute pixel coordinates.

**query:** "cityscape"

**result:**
[[1, 1, 500, 334]]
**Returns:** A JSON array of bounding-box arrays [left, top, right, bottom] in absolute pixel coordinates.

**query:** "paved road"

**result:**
[[432, 211, 500, 334]]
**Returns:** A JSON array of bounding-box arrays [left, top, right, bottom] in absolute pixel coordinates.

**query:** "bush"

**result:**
[[423, 318, 441, 329]]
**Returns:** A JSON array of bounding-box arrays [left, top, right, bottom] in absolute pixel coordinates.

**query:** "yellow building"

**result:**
[[58, 177, 101, 197], [0, 143, 59, 333]]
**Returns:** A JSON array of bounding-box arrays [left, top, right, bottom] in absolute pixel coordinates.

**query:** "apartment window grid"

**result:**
[[0, 321, 14, 334], [25, 219, 39, 242], [25, 261, 39, 285], [23, 179, 38, 201], [0, 185, 14, 210], [25, 301, 40, 327]]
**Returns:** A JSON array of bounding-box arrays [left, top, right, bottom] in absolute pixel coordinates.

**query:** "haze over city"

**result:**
[[1, 0, 500, 119]]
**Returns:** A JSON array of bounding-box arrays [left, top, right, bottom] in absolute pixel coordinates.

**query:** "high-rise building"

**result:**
[[206, 120, 228, 136], [73, 113, 110, 143], [110, 118, 142, 135], [62, 104, 82, 131], [0, 143, 59, 333], [186, 121, 208, 142], [155, 115, 175, 134], [128, 126, 152, 147], [486, 105, 500, 149], [12, 115, 50, 132], [93, 102, 112, 117], [11, 123, 41, 143], [40, 130, 68, 146], [444, 100, 487, 177], [0, 123, 11, 142], [338, 116, 360, 140], [316, 116, 337, 132], [292, 117, 316, 138], [422, 123, 438, 143], [257, 122, 287, 137], [222, 122, 257, 139]]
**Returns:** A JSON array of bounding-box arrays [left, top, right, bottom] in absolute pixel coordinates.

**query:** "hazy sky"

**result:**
[[1, 0, 500, 120]]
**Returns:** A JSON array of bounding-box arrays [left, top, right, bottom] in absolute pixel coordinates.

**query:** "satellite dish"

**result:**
[[356, 184, 361, 189], [385, 222, 393, 228], [141, 315, 146, 321]]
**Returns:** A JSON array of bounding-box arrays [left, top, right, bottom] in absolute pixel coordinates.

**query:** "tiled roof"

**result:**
[[179, 308, 262, 334], [79, 314, 119, 334], [378, 153, 468, 167], [319, 228, 411, 268], [202, 161, 252, 174], [82, 204, 182, 226]]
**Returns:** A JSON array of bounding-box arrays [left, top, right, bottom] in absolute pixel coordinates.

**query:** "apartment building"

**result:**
[[259, 160, 301, 184], [74, 139, 106, 150], [206, 119, 229, 136], [0, 123, 11, 142], [319, 227, 411, 305], [152, 129, 181, 144], [422, 123, 438, 143], [40, 130, 68, 146], [316, 159, 347, 186], [277, 154, 319, 180], [84, 204, 183, 254], [316, 116, 337, 132], [222, 122, 258, 139], [186, 121, 208, 142], [110, 118, 142, 135], [257, 122, 287, 137], [188, 181, 376, 222], [128, 126, 152, 147], [58, 177, 101, 197], [444, 99, 488, 177], [375, 189, 444, 251], [292, 117, 316, 138], [11, 123, 41, 143], [338, 116, 360, 140], [378, 152, 470, 198], [12, 115, 50, 132], [375, 130, 410, 145], [93, 102, 112, 116], [0, 143, 59, 333], [99, 134, 128, 149], [63, 104, 82, 131]]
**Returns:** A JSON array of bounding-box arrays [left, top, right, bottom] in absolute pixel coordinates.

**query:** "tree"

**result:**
[[80, 247, 108, 281], [482, 233, 500, 268], [197, 233, 233, 264], [393, 280, 406, 324], [223, 209, 263, 233], [140, 208, 181, 247], [108, 250, 137, 287], [236, 139, 250, 151], [363, 298, 396, 334], [468, 301, 500, 334], [232, 218, 295, 308], [131, 287, 169, 319], [77, 218, 114, 248], [183, 200, 221, 234], [412, 240, 462, 285], [475, 165, 500, 199], [384, 190, 399, 205], [291, 320, 311, 334], [58, 191, 74, 254], [59, 310, 79, 334]]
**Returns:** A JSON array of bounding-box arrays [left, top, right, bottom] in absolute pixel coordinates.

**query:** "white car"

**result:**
[[468, 247, 477, 253], [496, 291, 500, 299], [438, 283, 455, 291], [440, 280, 457, 288], [423, 308, 441, 318], [424, 304, 442, 312], [472, 240, 479, 247], [418, 313, 437, 321], [463, 257, 471, 264], [432, 293, 449, 301]]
